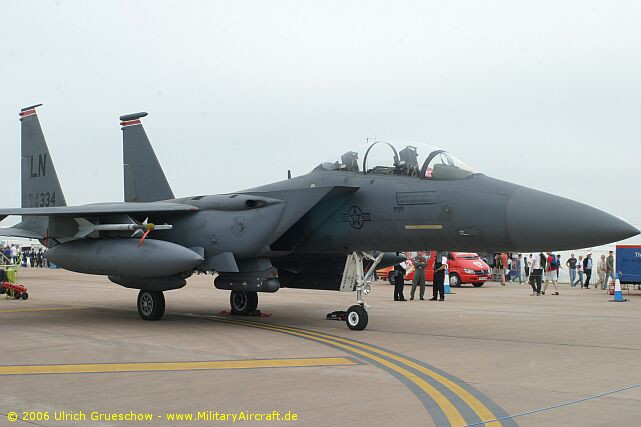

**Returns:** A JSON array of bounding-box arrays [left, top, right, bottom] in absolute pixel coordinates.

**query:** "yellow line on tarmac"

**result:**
[[248, 321, 503, 427], [212, 317, 467, 427], [0, 306, 88, 314], [0, 357, 356, 376]]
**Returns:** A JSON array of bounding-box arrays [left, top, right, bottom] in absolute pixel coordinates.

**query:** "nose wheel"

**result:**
[[346, 304, 368, 330]]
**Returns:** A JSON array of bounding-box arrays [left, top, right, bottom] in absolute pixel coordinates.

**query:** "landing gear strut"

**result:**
[[230, 290, 258, 315], [334, 252, 383, 331], [137, 290, 165, 321]]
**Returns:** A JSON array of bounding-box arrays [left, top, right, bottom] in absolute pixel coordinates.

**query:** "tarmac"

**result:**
[[1, 269, 641, 427]]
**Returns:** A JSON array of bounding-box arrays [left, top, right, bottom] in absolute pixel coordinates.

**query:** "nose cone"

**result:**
[[507, 187, 639, 251]]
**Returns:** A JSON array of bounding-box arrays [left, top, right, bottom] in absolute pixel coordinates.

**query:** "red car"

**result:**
[[378, 251, 492, 287]]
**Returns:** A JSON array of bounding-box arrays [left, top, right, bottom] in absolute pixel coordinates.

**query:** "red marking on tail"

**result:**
[[19, 109, 37, 118]]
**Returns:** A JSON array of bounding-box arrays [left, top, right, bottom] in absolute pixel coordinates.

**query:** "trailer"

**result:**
[[0, 282, 28, 299], [0, 265, 29, 300], [616, 245, 641, 289]]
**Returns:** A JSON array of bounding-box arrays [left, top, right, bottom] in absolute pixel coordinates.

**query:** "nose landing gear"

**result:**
[[328, 252, 383, 331]]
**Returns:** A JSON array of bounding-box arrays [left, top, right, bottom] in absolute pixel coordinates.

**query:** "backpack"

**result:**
[[553, 257, 561, 268], [547, 255, 556, 269]]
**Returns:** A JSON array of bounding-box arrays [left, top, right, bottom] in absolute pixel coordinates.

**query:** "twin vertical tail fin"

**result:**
[[120, 112, 174, 202], [6, 104, 68, 240], [19, 104, 67, 208], [16, 108, 171, 207]]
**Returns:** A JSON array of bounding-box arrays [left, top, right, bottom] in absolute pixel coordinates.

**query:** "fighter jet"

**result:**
[[0, 105, 637, 330]]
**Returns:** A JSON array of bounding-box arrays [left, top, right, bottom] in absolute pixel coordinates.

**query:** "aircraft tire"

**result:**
[[137, 290, 165, 321], [346, 305, 368, 331], [21, 292, 28, 300], [472, 282, 485, 287], [449, 273, 462, 287], [230, 290, 258, 315]]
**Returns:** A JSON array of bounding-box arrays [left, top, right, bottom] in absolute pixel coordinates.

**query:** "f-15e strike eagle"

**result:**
[[1, 104, 637, 330]]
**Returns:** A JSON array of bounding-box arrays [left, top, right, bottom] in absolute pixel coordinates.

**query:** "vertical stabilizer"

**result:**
[[19, 104, 67, 208], [120, 112, 174, 202]]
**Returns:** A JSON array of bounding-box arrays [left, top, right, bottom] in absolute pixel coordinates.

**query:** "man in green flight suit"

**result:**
[[410, 254, 427, 301]]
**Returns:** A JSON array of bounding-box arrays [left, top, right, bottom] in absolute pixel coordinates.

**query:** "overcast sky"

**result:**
[[2, 1, 640, 243]]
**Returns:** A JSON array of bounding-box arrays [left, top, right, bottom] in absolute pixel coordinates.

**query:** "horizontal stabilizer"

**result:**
[[0, 226, 44, 239]]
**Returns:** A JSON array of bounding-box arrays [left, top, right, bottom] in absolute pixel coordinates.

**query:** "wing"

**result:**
[[0, 202, 198, 217], [0, 202, 199, 240]]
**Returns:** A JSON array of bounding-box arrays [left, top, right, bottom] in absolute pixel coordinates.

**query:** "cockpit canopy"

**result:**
[[319, 140, 475, 180]]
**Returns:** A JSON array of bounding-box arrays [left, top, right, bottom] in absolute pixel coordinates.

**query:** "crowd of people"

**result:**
[[1, 244, 49, 268], [388, 250, 622, 302], [491, 251, 617, 295]]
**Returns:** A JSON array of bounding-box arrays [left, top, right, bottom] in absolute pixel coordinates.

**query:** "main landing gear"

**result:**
[[137, 290, 165, 321], [136, 289, 259, 321], [330, 252, 383, 331], [229, 290, 258, 315]]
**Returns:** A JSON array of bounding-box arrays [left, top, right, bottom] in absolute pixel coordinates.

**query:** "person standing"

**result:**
[[583, 254, 593, 289], [429, 255, 447, 301], [566, 254, 578, 287], [577, 255, 585, 288], [605, 251, 616, 290], [597, 255, 607, 290], [529, 252, 544, 295], [556, 254, 562, 280], [393, 264, 407, 301], [511, 254, 522, 284], [543, 252, 559, 295], [410, 255, 426, 300], [10, 245, 17, 265], [498, 252, 508, 285], [524, 254, 531, 279]]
